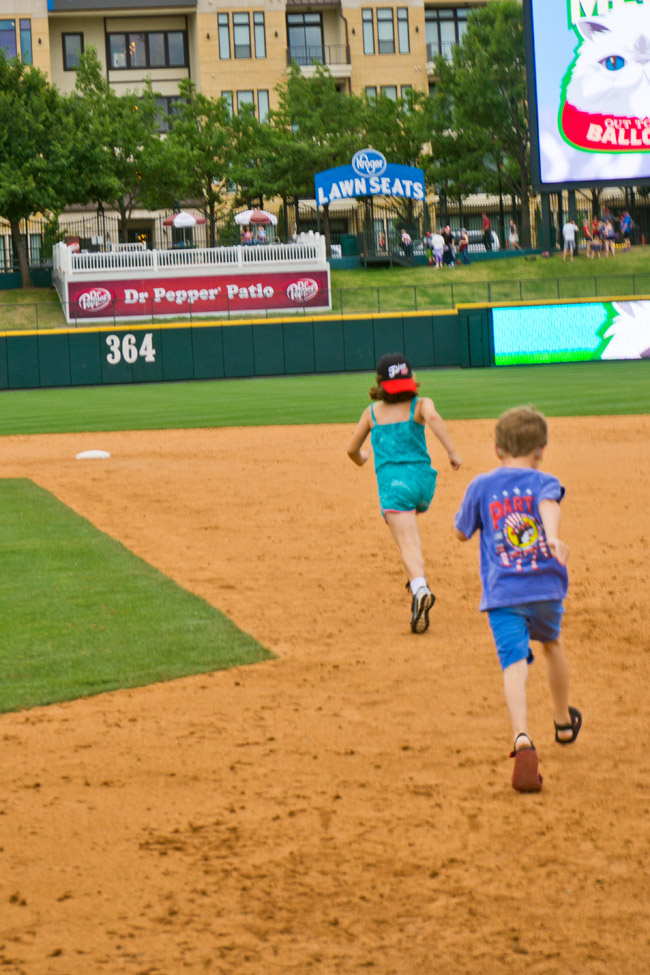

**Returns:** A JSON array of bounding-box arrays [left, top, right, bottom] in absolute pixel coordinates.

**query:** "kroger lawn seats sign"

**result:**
[[492, 300, 650, 365], [315, 149, 425, 205], [524, 0, 650, 188]]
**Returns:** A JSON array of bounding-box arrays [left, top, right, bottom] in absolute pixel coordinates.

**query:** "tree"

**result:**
[[433, 1, 532, 245], [0, 53, 70, 288], [70, 48, 162, 242], [362, 88, 436, 233], [144, 79, 234, 247], [269, 65, 365, 249]]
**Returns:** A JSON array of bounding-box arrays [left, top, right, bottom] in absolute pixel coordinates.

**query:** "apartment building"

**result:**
[[1, 0, 490, 119]]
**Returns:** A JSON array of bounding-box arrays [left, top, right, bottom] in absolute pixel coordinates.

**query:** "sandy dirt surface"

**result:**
[[0, 416, 648, 975]]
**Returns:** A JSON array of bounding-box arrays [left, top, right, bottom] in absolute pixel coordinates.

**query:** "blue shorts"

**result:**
[[377, 464, 437, 518], [487, 601, 564, 671]]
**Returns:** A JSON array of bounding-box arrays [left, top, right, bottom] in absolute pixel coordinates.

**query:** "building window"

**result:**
[[257, 89, 270, 122], [287, 13, 323, 66], [380, 85, 398, 100], [218, 14, 231, 59], [236, 89, 254, 112], [155, 95, 182, 133], [167, 31, 186, 66], [400, 84, 413, 100], [128, 33, 147, 68], [107, 30, 188, 69], [377, 9, 395, 55], [233, 13, 251, 59], [222, 90, 234, 114], [254, 13, 266, 58], [365, 86, 377, 99], [20, 20, 32, 64], [63, 33, 84, 70], [362, 10, 375, 55], [397, 8, 409, 54], [425, 8, 470, 61], [0, 20, 17, 59]]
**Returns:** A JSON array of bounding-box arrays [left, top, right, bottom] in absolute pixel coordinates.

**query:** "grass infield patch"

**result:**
[[0, 479, 272, 713]]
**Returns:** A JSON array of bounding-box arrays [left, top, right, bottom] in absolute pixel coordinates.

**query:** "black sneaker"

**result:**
[[410, 585, 435, 634]]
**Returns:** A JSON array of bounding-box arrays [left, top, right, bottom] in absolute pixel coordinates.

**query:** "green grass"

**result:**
[[2, 247, 650, 326], [0, 360, 647, 437], [0, 479, 272, 712]]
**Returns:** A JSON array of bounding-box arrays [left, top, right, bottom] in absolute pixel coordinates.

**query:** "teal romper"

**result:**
[[370, 398, 438, 516]]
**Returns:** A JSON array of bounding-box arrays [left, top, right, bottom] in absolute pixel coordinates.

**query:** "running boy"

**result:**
[[454, 406, 581, 793], [347, 353, 462, 634]]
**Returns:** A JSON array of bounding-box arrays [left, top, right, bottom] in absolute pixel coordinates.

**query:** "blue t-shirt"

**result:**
[[454, 467, 568, 612]]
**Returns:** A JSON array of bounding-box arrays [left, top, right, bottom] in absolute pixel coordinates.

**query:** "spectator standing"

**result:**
[[509, 220, 521, 251], [431, 230, 445, 269], [604, 218, 616, 258], [620, 210, 633, 250], [400, 229, 413, 259], [458, 228, 471, 266], [442, 225, 455, 267], [582, 218, 594, 259], [482, 213, 492, 251], [562, 218, 577, 263]]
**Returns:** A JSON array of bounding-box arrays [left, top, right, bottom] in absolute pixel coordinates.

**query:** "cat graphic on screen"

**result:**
[[540, 4, 650, 182], [566, 5, 650, 118], [601, 301, 650, 360]]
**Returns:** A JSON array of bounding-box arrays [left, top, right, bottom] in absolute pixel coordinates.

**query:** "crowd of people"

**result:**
[[422, 226, 471, 268], [393, 206, 635, 267], [573, 208, 633, 260]]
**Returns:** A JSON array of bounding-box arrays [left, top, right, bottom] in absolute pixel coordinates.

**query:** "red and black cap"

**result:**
[[376, 352, 417, 394]]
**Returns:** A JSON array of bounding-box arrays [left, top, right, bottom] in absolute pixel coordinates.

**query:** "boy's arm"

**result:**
[[347, 408, 372, 466], [455, 528, 470, 541], [419, 398, 462, 469], [539, 499, 569, 565]]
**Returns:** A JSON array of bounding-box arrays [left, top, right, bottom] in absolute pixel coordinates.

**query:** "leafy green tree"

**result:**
[[362, 88, 436, 234], [70, 48, 161, 242], [0, 53, 70, 288], [142, 79, 234, 247], [433, 0, 532, 245], [269, 65, 365, 247]]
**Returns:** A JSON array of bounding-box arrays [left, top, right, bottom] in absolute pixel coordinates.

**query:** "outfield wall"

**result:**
[[1, 295, 647, 391], [0, 308, 492, 390]]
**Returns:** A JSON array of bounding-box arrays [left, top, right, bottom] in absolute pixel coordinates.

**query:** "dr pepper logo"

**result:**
[[286, 278, 320, 303], [77, 288, 113, 312]]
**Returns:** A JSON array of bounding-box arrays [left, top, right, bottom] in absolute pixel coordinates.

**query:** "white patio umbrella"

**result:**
[[162, 211, 206, 228], [234, 209, 278, 226]]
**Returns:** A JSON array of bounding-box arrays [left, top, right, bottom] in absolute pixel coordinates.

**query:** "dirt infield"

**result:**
[[0, 416, 648, 975]]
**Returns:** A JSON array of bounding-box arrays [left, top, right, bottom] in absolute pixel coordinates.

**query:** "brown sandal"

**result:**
[[510, 734, 543, 793]]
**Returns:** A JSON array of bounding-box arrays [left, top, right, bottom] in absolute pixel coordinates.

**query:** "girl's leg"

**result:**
[[503, 658, 531, 746], [384, 510, 425, 580], [543, 637, 572, 739]]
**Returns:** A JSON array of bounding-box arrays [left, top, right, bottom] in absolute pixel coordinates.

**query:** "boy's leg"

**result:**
[[503, 658, 531, 747], [542, 636, 572, 739]]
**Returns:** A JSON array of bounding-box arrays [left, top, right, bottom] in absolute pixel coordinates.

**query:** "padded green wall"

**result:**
[[0, 309, 493, 390]]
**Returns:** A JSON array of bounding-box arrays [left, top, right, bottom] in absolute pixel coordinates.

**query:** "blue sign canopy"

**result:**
[[315, 149, 425, 206]]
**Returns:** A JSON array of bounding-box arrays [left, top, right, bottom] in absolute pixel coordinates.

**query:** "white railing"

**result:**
[[53, 238, 327, 275], [109, 241, 147, 252]]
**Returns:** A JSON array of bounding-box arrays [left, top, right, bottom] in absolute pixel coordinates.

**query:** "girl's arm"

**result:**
[[538, 499, 569, 565], [419, 398, 462, 470], [347, 407, 372, 466]]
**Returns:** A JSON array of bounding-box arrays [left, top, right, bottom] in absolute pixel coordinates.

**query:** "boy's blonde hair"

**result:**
[[495, 406, 548, 457]]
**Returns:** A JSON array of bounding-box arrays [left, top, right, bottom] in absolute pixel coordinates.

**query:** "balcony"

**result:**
[[286, 44, 350, 67], [48, 0, 196, 11]]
